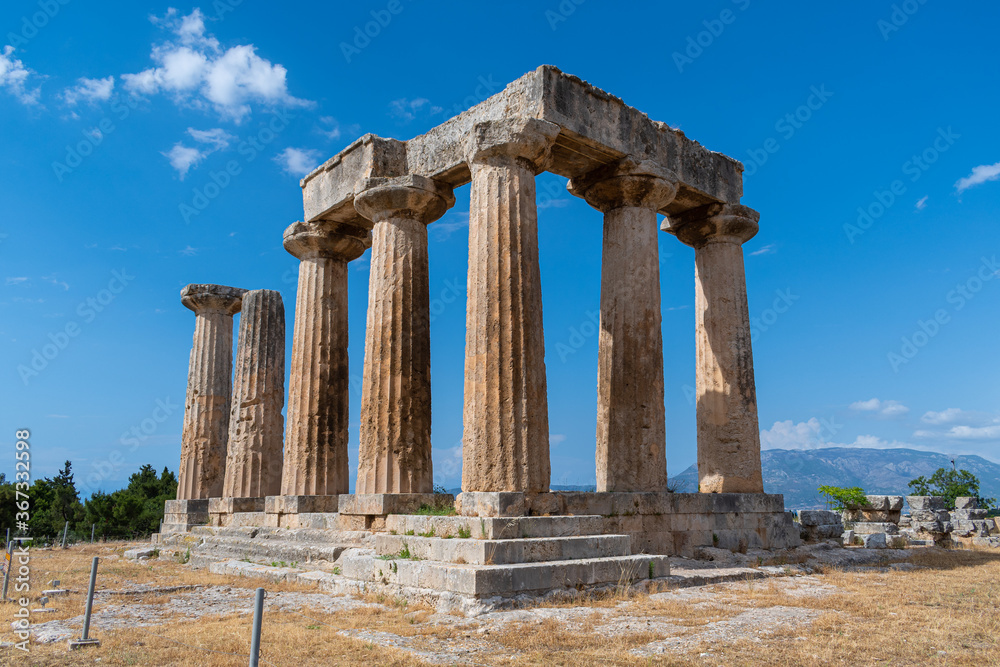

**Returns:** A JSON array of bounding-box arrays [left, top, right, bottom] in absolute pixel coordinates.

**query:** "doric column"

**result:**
[[223, 289, 286, 498], [280, 221, 368, 496], [568, 158, 678, 492], [353, 175, 455, 494], [667, 203, 764, 493], [177, 284, 246, 500], [462, 119, 560, 493]]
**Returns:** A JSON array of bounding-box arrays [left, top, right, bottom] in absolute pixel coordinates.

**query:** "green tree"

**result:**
[[83, 464, 177, 539], [0, 473, 15, 537], [28, 461, 85, 539], [908, 468, 996, 510], [818, 485, 869, 511]]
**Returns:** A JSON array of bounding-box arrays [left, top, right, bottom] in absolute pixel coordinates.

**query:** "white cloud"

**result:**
[[275, 147, 321, 177], [915, 195, 928, 211], [849, 398, 909, 417], [318, 116, 341, 140], [434, 443, 463, 481], [760, 419, 912, 452], [0, 46, 40, 105], [122, 9, 310, 121], [550, 433, 567, 446], [430, 211, 470, 241], [945, 425, 1000, 440], [750, 244, 776, 256], [162, 127, 235, 178], [6, 277, 28, 285], [955, 162, 1000, 193], [920, 408, 964, 425], [162, 143, 206, 179], [180, 245, 199, 256], [187, 127, 234, 149], [388, 97, 442, 123], [42, 274, 69, 290], [63, 76, 115, 106]]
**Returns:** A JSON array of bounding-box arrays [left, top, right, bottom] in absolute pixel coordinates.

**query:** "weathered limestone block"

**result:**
[[864, 495, 904, 511], [955, 496, 979, 510], [853, 522, 899, 535], [843, 509, 902, 523], [665, 203, 763, 493], [910, 509, 951, 523], [797, 510, 842, 527], [281, 221, 368, 497], [568, 158, 678, 492], [861, 532, 887, 549], [353, 175, 455, 494], [952, 508, 988, 521], [177, 284, 246, 500], [461, 119, 560, 493], [907, 496, 946, 511], [223, 289, 286, 498]]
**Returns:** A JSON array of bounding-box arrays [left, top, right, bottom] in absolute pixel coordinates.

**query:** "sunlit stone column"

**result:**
[[569, 158, 678, 492], [223, 289, 286, 498], [177, 284, 246, 500], [461, 119, 560, 493], [353, 175, 455, 494], [280, 221, 368, 497], [666, 203, 764, 493]]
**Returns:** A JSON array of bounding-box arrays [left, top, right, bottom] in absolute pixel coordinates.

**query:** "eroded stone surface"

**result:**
[[281, 221, 368, 497], [462, 119, 559, 493], [666, 203, 763, 493], [223, 289, 286, 498], [354, 175, 455, 494], [177, 284, 246, 500], [569, 158, 678, 492]]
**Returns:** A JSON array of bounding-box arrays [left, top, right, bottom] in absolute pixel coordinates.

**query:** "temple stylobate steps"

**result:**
[[376, 533, 632, 566]]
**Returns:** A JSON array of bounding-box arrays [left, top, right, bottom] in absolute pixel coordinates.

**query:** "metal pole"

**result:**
[[81, 557, 99, 641], [91, 524, 95, 544], [2, 541, 12, 601], [249, 587, 265, 667], [61, 521, 69, 549]]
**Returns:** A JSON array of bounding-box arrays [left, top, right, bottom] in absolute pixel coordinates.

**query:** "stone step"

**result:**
[[185, 525, 369, 544], [375, 534, 631, 565], [192, 539, 349, 565], [339, 549, 669, 598], [384, 514, 609, 540]]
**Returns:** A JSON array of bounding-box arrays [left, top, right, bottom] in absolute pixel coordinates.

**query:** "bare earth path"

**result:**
[[2, 542, 999, 666]]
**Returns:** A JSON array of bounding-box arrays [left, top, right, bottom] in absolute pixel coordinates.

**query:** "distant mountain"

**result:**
[[669, 447, 1000, 510]]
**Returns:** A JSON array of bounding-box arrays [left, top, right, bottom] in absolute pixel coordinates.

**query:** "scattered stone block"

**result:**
[[841, 530, 854, 546], [907, 496, 946, 511], [954, 497, 979, 510], [853, 522, 899, 535], [861, 533, 887, 549]]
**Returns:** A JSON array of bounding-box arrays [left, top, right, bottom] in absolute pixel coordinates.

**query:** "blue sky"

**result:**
[[2, 1, 999, 495]]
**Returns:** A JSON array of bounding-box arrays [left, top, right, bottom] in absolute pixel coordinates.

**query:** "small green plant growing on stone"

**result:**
[[405, 529, 415, 536], [818, 485, 870, 511], [389, 529, 397, 535], [332, 566, 342, 575], [414, 504, 456, 516], [278, 561, 287, 568], [271, 562, 278, 567], [648, 561, 655, 579], [418, 526, 436, 538], [176, 548, 191, 565], [458, 526, 471, 539], [150, 549, 160, 559], [398, 543, 412, 560], [712, 533, 719, 547], [479, 518, 487, 538]]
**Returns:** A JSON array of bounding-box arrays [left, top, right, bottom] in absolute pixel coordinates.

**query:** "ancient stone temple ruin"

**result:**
[[161, 66, 800, 610]]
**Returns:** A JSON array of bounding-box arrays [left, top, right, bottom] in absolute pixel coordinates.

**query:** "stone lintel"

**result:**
[[181, 284, 247, 314], [338, 493, 454, 516], [264, 495, 340, 515], [302, 66, 743, 224], [208, 497, 266, 515]]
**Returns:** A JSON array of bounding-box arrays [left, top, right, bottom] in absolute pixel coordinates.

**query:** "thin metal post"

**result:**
[[61, 521, 69, 549], [249, 587, 265, 667], [2, 541, 12, 601], [91, 524, 95, 544], [81, 557, 98, 640]]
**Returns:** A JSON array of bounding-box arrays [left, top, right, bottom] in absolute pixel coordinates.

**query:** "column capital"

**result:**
[[665, 203, 760, 248], [283, 221, 370, 262], [353, 174, 455, 225], [181, 284, 247, 315], [568, 157, 679, 213], [465, 118, 561, 171]]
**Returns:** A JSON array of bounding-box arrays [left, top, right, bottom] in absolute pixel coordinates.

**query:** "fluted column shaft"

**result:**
[[177, 284, 245, 500], [670, 203, 763, 494], [354, 176, 455, 494], [462, 119, 559, 493], [570, 159, 678, 492], [223, 289, 286, 498], [280, 222, 368, 496]]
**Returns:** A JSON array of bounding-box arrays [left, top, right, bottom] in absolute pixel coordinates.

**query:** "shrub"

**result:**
[[818, 485, 869, 511]]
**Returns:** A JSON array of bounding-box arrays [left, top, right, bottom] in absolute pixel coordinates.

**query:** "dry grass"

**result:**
[[2, 543, 1000, 666]]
